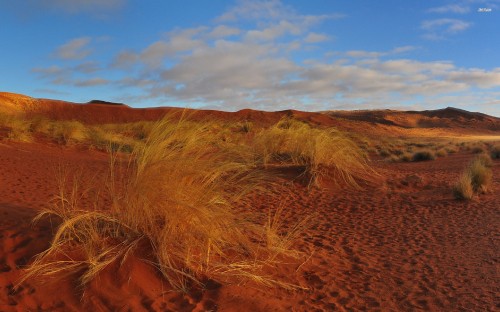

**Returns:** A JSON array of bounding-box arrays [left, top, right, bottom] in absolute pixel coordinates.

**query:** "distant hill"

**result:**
[[1, 92, 499, 137], [323, 107, 500, 133]]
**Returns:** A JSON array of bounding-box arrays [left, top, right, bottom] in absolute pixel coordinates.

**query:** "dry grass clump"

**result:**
[[476, 153, 493, 168], [50, 120, 87, 145], [253, 117, 372, 187], [453, 155, 493, 200], [452, 173, 474, 200], [435, 149, 447, 157], [468, 157, 492, 193], [399, 152, 412, 162], [412, 150, 436, 161], [445, 146, 458, 154], [21, 116, 308, 292], [0, 112, 32, 142]]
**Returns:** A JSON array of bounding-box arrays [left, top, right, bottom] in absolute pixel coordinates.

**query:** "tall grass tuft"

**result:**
[[21, 115, 306, 292], [453, 155, 493, 200], [452, 173, 474, 200], [253, 117, 373, 187], [468, 157, 492, 193]]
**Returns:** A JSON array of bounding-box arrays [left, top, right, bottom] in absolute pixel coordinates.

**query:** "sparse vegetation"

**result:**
[[453, 155, 493, 200], [491, 144, 500, 159], [253, 117, 373, 187], [471, 145, 486, 154], [468, 157, 492, 193], [435, 149, 447, 157], [453, 172, 474, 200], [20, 116, 317, 292], [412, 150, 436, 161]]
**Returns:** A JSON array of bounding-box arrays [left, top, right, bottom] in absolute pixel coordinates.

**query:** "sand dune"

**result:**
[[2, 92, 499, 136], [0, 92, 498, 311]]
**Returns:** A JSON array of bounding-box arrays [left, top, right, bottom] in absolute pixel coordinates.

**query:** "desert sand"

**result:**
[[0, 93, 498, 311]]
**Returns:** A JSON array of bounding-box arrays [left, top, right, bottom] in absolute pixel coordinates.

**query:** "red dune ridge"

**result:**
[[0, 92, 499, 311]]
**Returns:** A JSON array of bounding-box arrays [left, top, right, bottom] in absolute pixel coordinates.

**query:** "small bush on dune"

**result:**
[[471, 145, 486, 154], [412, 150, 435, 161], [21, 115, 307, 292], [378, 149, 391, 157], [0, 114, 32, 142], [476, 153, 493, 168], [491, 144, 500, 159], [399, 152, 412, 162], [435, 149, 447, 157], [50, 120, 87, 144], [445, 146, 458, 154], [453, 155, 493, 200], [453, 173, 474, 200], [468, 158, 492, 193]]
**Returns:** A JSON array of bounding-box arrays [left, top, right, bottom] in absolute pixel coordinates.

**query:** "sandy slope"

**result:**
[[0, 140, 498, 311]]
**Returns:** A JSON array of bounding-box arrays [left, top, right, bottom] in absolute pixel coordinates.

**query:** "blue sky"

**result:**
[[1, 0, 499, 116]]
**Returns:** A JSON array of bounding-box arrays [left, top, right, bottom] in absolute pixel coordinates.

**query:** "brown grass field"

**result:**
[[0, 92, 499, 311]]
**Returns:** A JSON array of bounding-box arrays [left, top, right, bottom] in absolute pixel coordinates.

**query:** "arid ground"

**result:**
[[0, 92, 499, 311]]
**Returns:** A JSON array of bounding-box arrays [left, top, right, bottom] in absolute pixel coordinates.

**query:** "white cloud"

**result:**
[[245, 21, 301, 41], [56, 37, 92, 60], [391, 46, 418, 54], [74, 77, 109, 87], [32, 0, 500, 114], [304, 32, 329, 43], [216, 0, 296, 22], [421, 18, 472, 40], [345, 50, 382, 58], [428, 4, 470, 14], [208, 25, 241, 39]]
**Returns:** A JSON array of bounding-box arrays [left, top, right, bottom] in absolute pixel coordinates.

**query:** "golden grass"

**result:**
[[453, 155, 493, 200], [0, 112, 33, 142], [453, 173, 474, 200], [468, 157, 492, 193], [253, 117, 373, 187], [20, 115, 310, 292]]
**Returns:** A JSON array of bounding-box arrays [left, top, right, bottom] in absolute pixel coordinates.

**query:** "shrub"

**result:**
[[476, 153, 493, 168], [0, 115, 32, 142], [378, 149, 391, 157], [454, 156, 493, 200], [471, 145, 486, 154], [412, 150, 435, 161], [491, 144, 500, 159], [50, 120, 87, 144], [453, 173, 474, 200], [435, 149, 447, 157], [468, 158, 492, 193], [399, 152, 412, 162], [445, 146, 458, 154], [21, 116, 306, 292]]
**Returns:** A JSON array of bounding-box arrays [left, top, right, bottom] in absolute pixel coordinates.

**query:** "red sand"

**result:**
[[0, 140, 498, 311], [0, 93, 499, 311]]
